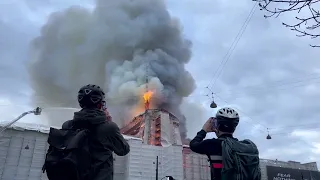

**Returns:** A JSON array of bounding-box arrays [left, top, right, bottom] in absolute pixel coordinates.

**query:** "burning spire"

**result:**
[[143, 91, 153, 110], [144, 62, 152, 110]]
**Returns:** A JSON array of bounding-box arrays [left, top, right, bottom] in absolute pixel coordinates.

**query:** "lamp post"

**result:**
[[156, 156, 159, 180], [155, 155, 176, 180]]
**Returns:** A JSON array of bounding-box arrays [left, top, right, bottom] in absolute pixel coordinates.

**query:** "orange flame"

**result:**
[[143, 91, 153, 103]]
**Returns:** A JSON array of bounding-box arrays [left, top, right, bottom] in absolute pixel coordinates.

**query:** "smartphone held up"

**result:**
[[210, 117, 217, 131], [102, 101, 112, 122]]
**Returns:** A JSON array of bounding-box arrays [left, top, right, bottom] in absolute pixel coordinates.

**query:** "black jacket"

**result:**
[[189, 130, 235, 180], [62, 109, 130, 180], [189, 130, 234, 155]]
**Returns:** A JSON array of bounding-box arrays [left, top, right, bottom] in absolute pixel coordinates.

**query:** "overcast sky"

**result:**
[[1, 0, 320, 167]]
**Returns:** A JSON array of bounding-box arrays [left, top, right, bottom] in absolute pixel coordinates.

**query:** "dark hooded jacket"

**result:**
[[62, 109, 130, 180]]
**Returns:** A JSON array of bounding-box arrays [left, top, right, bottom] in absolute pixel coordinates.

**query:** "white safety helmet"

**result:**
[[215, 107, 239, 132], [216, 107, 239, 119]]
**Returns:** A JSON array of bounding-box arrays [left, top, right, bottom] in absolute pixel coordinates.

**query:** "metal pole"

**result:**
[[0, 111, 30, 135], [156, 156, 159, 180], [0, 107, 42, 136]]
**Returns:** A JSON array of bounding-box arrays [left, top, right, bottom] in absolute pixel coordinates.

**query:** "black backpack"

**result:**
[[42, 126, 93, 180], [219, 137, 261, 180]]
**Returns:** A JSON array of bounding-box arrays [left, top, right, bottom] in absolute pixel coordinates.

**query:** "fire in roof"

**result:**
[[120, 109, 182, 147]]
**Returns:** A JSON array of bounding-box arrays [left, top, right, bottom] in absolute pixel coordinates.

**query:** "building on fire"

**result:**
[[1, 116, 320, 180]]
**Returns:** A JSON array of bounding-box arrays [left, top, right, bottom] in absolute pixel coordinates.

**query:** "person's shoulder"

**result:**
[[203, 138, 222, 144], [241, 138, 257, 145], [62, 120, 73, 129], [95, 121, 120, 133], [97, 121, 118, 127]]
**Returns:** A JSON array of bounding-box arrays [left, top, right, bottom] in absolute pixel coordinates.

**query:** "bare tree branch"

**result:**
[[253, 0, 320, 47]]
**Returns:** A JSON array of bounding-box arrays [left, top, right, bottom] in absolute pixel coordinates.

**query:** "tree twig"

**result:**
[[253, 0, 320, 47]]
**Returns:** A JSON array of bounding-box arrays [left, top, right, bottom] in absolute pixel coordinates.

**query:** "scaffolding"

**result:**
[[182, 146, 210, 180]]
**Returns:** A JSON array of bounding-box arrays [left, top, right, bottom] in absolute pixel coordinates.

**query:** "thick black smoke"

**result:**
[[28, 0, 196, 140]]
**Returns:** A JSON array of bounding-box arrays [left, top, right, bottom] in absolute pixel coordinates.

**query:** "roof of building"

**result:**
[[134, 109, 179, 120], [0, 121, 142, 141]]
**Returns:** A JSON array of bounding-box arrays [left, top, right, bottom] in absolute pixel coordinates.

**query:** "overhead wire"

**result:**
[[213, 93, 268, 133], [270, 126, 320, 136], [214, 74, 320, 98], [214, 91, 320, 137], [206, 2, 258, 91], [201, 1, 320, 137], [205, 1, 318, 94], [216, 80, 320, 101], [190, 73, 320, 100], [268, 122, 320, 130], [203, 3, 261, 132], [198, 2, 320, 139], [208, 93, 320, 138], [200, 2, 320, 138]]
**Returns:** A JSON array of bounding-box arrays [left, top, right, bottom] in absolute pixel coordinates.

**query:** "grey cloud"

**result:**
[[0, 21, 32, 100], [1, 0, 319, 167], [26, 0, 197, 141], [168, 0, 320, 166], [0, 0, 92, 101]]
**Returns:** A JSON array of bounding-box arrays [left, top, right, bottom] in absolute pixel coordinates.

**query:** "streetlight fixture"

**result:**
[[266, 128, 272, 140], [210, 100, 217, 108]]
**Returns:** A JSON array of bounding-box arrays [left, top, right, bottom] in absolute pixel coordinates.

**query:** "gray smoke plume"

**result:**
[[28, 0, 195, 140]]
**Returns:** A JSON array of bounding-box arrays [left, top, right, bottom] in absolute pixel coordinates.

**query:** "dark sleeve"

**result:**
[[106, 122, 130, 156], [189, 129, 212, 154]]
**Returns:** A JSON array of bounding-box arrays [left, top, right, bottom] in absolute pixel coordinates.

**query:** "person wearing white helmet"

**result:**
[[214, 107, 240, 135], [189, 107, 261, 180]]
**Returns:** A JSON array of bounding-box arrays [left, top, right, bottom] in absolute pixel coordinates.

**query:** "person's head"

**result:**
[[77, 84, 106, 111], [215, 107, 239, 137]]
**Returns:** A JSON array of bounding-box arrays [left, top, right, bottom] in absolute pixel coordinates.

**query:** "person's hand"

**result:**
[[106, 115, 112, 121], [202, 117, 217, 133], [104, 109, 112, 121]]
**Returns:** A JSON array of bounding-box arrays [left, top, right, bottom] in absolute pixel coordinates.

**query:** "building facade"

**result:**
[[0, 123, 184, 180], [260, 159, 319, 180], [0, 122, 319, 180]]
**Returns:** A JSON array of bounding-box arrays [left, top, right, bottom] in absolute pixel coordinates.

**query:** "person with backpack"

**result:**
[[43, 84, 130, 180], [189, 107, 261, 180]]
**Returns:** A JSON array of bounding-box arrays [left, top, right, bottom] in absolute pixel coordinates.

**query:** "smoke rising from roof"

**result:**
[[27, 0, 196, 140]]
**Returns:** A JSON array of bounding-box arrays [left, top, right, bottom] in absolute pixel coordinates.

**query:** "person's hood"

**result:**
[[73, 108, 106, 125]]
